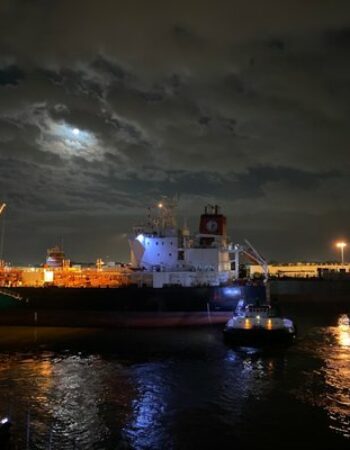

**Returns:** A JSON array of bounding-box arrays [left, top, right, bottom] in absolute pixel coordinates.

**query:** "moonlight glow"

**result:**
[[40, 120, 100, 160]]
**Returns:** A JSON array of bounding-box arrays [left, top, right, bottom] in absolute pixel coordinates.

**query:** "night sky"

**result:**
[[0, 0, 350, 265]]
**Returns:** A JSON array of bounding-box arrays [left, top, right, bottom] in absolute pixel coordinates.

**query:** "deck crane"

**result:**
[[230, 239, 270, 302]]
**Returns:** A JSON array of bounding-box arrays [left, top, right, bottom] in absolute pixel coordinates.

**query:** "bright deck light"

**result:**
[[136, 234, 145, 243]]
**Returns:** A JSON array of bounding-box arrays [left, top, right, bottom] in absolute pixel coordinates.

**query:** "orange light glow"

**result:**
[[336, 242, 347, 249], [244, 319, 251, 329], [339, 330, 350, 347], [0, 267, 131, 288]]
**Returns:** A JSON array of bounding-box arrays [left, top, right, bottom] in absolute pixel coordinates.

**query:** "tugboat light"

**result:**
[[244, 319, 251, 329]]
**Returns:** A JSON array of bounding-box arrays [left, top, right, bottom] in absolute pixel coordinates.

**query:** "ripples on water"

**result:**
[[295, 321, 350, 440], [0, 309, 349, 449]]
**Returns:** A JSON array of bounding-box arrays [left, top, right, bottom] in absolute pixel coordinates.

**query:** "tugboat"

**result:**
[[223, 299, 296, 345], [223, 242, 296, 345]]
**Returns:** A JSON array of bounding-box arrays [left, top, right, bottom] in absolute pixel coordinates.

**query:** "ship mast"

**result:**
[[157, 197, 177, 232], [143, 197, 177, 236]]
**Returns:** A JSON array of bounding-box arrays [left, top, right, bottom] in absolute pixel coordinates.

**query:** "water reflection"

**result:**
[[0, 321, 349, 449], [296, 315, 350, 440], [0, 352, 133, 449], [326, 320, 350, 438], [123, 363, 172, 449], [122, 344, 289, 449]]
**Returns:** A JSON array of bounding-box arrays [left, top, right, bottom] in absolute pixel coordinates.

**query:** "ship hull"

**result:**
[[0, 284, 266, 327], [0, 310, 234, 328]]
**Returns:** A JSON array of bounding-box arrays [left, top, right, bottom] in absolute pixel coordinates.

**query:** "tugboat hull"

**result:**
[[223, 327, 296, 346]]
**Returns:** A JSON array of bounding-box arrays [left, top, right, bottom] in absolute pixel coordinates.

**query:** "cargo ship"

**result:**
[[0, 201, 267, 327]]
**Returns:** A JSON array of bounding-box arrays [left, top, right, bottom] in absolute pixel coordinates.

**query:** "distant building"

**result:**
[[249, 262, 350, 279]]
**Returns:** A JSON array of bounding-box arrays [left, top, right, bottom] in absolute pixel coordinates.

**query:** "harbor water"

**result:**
[[0, 304, 349, 449]]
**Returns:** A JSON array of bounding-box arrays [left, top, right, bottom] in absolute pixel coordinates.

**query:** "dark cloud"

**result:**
[[0, 65, 24, 86], [324, 26, 350, 47], [0, 0, 350, 263]]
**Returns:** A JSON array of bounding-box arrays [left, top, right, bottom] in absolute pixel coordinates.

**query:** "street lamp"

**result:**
[[0, 203, 6, 264], [336, 242, 347, 264]]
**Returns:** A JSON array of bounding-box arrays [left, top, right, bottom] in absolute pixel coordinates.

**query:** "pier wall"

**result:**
[[271, 279, 350, 303]]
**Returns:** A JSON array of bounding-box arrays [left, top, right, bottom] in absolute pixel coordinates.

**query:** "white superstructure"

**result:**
[[129, 201, 235, 288]]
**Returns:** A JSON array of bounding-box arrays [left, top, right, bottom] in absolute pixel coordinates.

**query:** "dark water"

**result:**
[[0, 305, 349, 449]]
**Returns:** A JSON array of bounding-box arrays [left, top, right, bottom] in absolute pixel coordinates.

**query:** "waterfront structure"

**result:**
[[250, 262, 350, 279]]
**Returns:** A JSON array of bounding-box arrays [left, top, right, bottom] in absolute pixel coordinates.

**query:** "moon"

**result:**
[[72, 128, 80, 136]]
